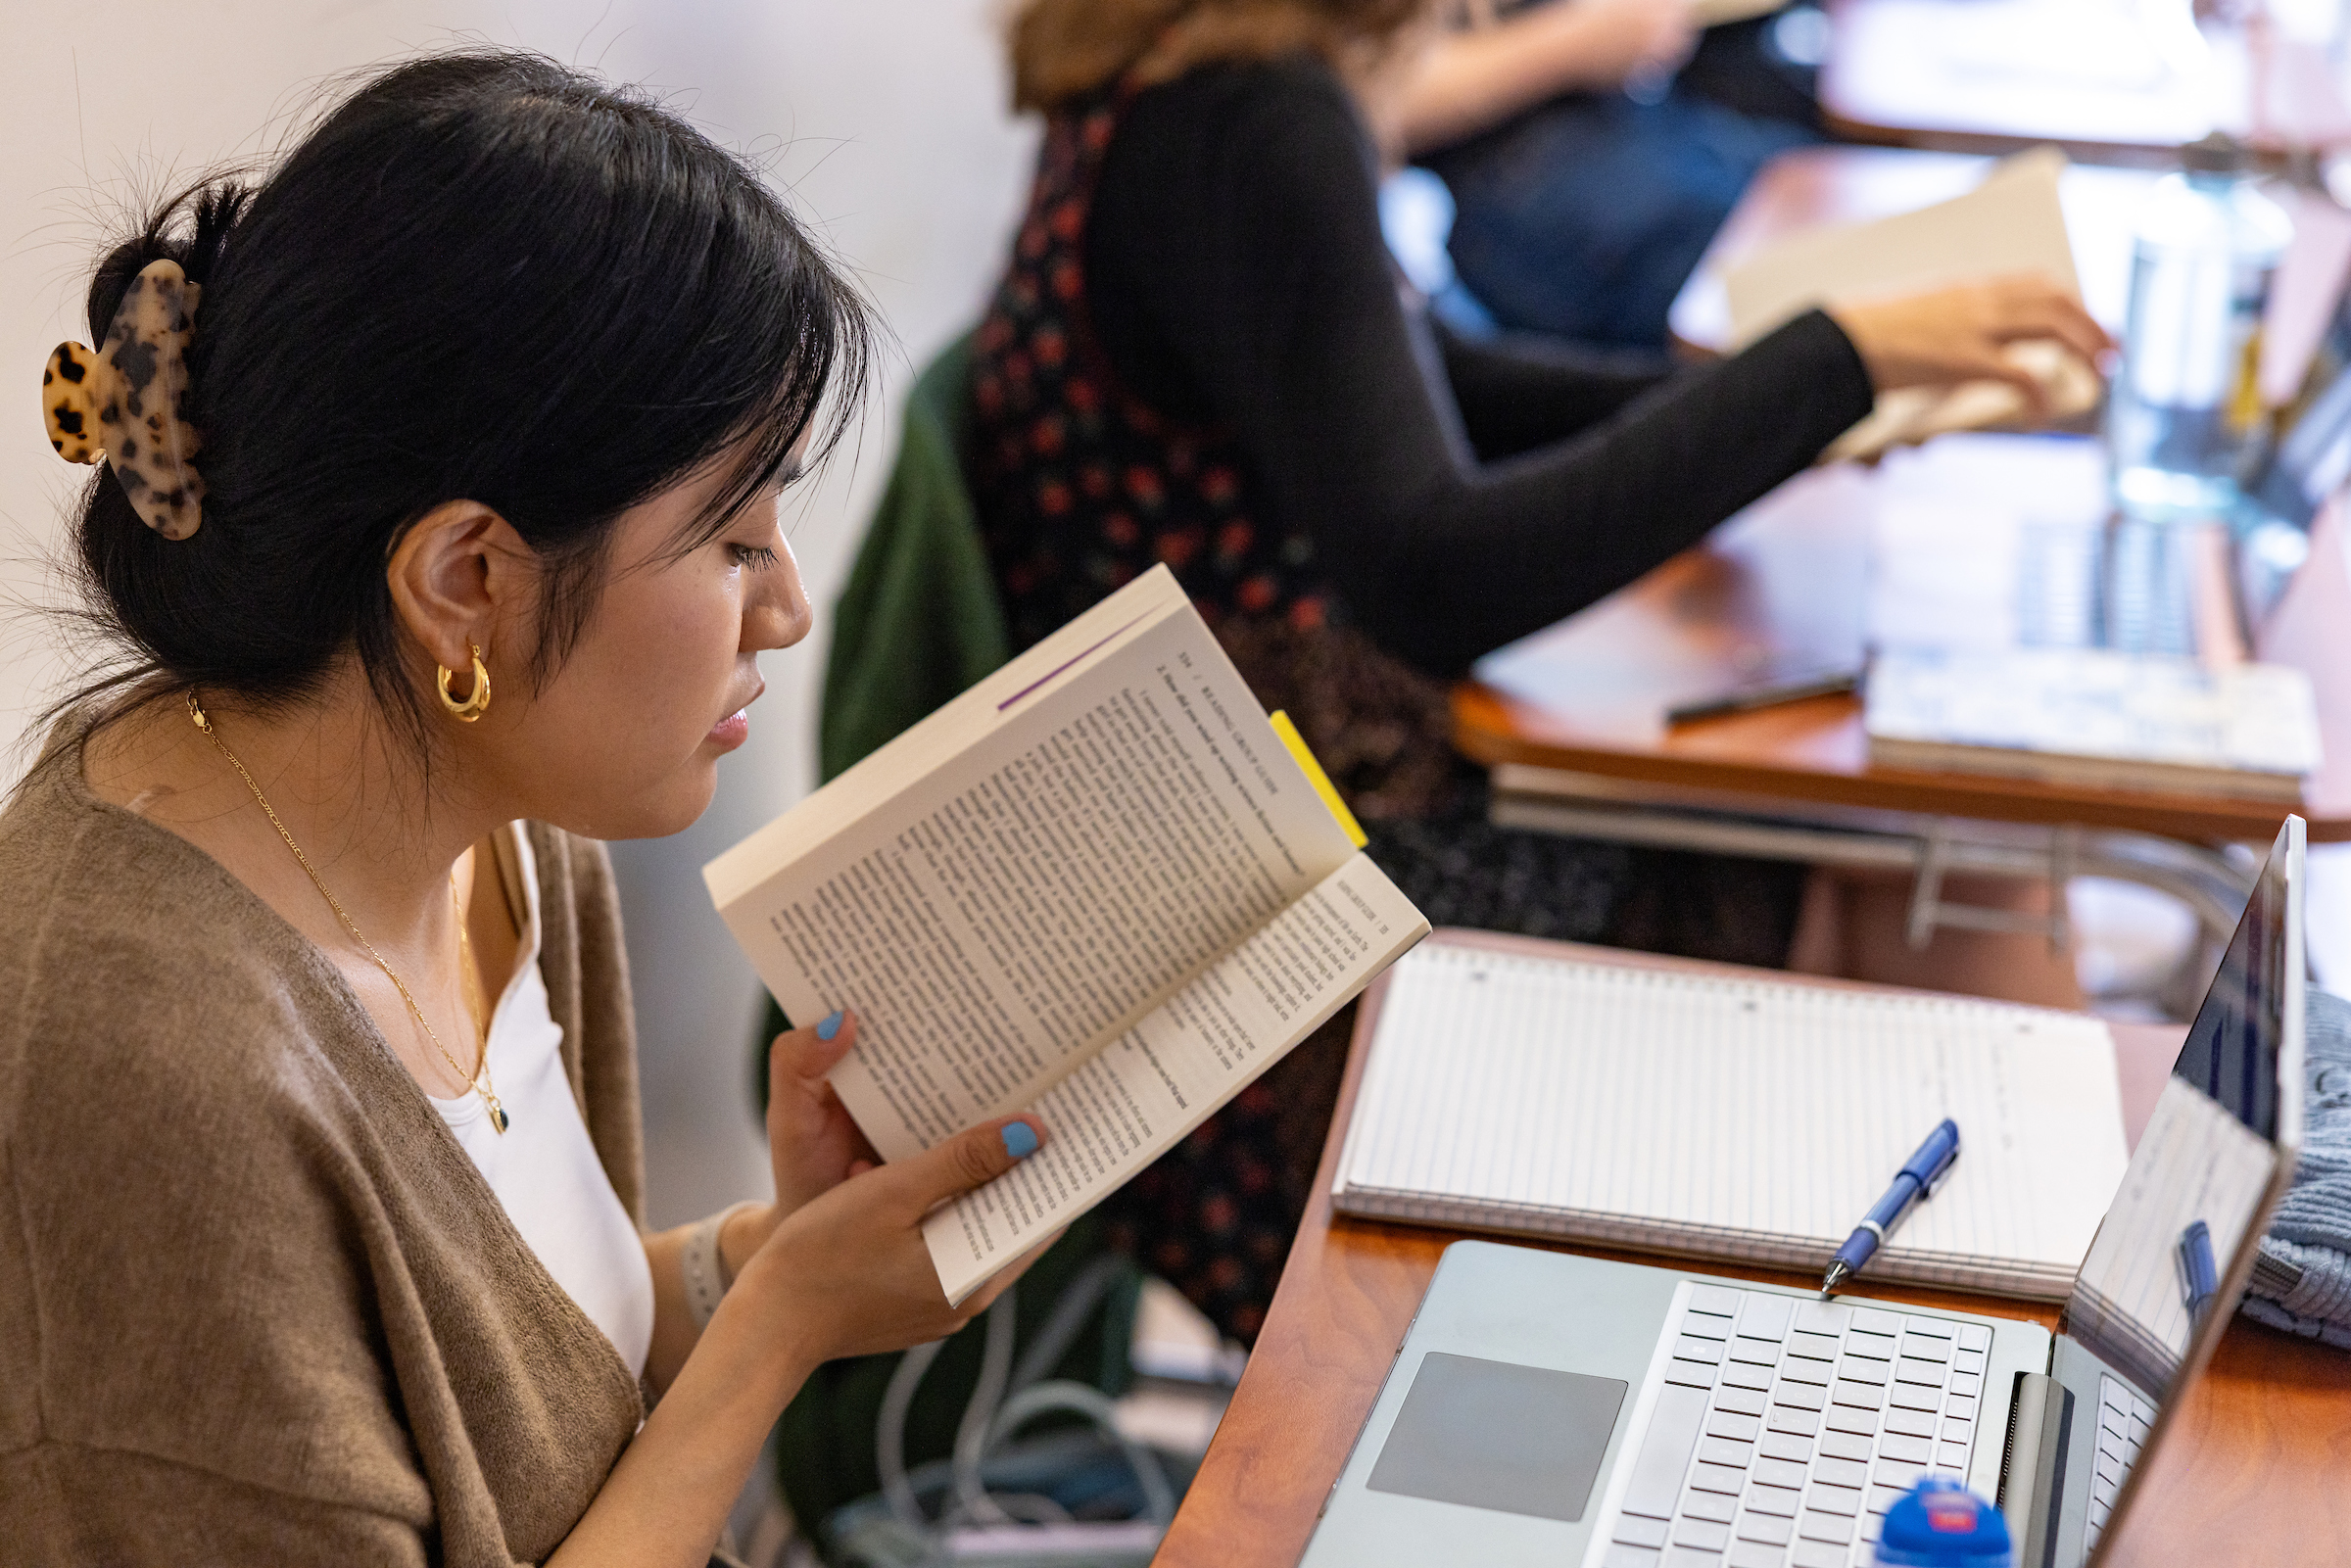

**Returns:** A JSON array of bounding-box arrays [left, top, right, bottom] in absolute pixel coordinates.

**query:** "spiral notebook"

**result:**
[[1331, 936, 2131, 1300]]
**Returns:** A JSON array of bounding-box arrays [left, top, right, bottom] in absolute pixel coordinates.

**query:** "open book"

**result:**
[[706, 566, 1430, 1304], [1334, 936, 2130, 1300], [1721, 147, 2100, 461]]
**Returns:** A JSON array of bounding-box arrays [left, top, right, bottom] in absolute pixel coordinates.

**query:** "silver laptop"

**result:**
[[1304, 817, 2307, 1568]]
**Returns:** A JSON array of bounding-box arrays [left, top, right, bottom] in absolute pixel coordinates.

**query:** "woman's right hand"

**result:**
[[1560, 0, 1699, 90], [1827, 274, 2115, 419], [739, 1110, 1051, 1363]]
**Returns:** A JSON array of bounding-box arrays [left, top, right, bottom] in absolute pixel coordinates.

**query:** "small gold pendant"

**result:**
[[485, 1092, 510, 1134]]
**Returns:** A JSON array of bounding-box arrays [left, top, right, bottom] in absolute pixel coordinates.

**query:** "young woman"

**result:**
[[4, 52, 1049, 1566], [975, 0, 2108, 1340]]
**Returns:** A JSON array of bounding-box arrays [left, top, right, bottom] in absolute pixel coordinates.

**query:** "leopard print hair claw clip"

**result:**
[[41, 259, 206, 541]]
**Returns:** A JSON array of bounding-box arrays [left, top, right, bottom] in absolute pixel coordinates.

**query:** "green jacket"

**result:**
[[818, 333, 1010, 784]]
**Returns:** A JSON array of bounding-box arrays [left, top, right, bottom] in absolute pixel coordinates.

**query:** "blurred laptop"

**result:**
[[1303, 817, 2306, 1568]]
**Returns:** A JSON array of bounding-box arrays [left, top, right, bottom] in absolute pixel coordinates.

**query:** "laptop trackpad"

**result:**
[[1366, 1352, 1628, 1523]]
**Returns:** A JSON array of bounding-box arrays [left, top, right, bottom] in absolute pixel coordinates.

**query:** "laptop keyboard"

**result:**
[[1602, 1285, 1991, 1568], [2083, 1374, 2154, 1554]]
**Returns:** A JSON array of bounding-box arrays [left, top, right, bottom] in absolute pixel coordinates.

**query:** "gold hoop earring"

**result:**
[[437, 642, 492, 722]]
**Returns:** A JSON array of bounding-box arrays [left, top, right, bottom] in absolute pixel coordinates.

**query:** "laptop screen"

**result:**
[[2062, 816, 2304, 1404]]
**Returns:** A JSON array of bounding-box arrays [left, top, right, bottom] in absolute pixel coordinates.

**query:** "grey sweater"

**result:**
[[2243, 988, 2351, 1346], [0, 732, 648, 1565]]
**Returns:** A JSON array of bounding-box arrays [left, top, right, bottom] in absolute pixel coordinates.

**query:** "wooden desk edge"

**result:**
[[1452, 682, 2351, 845], [1155, 935, 2351, 1567], [1811, 104, 2190, 168]]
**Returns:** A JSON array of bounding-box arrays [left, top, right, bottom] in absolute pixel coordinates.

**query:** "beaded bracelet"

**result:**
[[681, 1201, 761, 1331]]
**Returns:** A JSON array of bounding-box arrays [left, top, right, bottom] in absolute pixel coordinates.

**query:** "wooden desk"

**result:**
[[1667, 146, 2156, 356], [1454, 439, 2351, 845], [1157, 940, 2351, 1567], [1498, 142, 2344, 955]]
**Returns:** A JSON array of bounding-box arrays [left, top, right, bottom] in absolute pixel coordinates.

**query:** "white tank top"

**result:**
[[430, 825, 654, 1378]]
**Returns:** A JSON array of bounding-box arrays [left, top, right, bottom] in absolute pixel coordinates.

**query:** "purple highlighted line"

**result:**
[[996, 611, 1154, 712]]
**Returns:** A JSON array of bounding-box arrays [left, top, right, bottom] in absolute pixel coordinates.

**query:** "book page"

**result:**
[[1723, 147, 2080, 347], [924, 853, 1428, 1305], [1722, 148, 2090, 457], [705, 566, 1192, 908], [712, 593, 1359, 1161], [1335, 944, 2129, 1288]]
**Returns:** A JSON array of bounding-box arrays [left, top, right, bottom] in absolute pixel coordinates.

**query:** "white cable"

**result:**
[[986, 1380, 1179, 1527], [878, 1337, 948, 1531], [948, 1292, 1021, 1526], [1007, 1255, 1130, 1397]]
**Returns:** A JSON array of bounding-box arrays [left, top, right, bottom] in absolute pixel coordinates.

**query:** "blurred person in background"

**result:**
[[974, 0, 2106, 1343], [1392, 0, 1825, 348]]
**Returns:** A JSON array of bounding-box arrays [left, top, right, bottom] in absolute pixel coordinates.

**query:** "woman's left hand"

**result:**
[[720, 1010, 882, 1272], [764, 1009, 881, 1215]]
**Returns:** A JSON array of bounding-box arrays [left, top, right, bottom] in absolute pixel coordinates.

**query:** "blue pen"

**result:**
[[1820, 1117, 1962, 1299], [2179, 1220, 2218, 1329]]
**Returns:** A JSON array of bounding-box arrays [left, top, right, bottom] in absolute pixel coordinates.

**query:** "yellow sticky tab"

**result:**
[[1269, 709, 1367, 848]]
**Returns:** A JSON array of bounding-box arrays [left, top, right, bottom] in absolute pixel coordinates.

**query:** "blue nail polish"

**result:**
[[816, 1010, 843, 1041], [1001, 1122, 1039, 1160]]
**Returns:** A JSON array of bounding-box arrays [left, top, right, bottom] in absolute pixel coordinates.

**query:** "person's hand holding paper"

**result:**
[[1827, 274, 2109, 421], [1720, 147, 2115, 460]]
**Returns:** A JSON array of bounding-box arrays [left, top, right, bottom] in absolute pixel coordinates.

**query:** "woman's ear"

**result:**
[[384, 500, 533, 675]]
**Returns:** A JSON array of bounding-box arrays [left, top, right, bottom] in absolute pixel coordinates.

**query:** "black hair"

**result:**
[[57, 49, 872, 750]]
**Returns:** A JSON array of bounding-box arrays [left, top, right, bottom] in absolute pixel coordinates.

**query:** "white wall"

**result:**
[[0, 0, 1037, 1226]]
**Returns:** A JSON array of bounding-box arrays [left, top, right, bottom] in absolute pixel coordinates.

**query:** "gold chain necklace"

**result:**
[[187, 692, 510, 1133]]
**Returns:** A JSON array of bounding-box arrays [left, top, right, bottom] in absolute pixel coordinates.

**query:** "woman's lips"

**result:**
[[708, 709, 750, 750], [708, 679, 762, 751]]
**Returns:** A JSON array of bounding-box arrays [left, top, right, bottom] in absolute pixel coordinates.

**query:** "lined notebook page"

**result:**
[[1334, 944, 2129, 1299]]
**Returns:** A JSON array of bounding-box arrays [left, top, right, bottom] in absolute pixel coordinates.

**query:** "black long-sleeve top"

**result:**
[[1077, 59, 1875, 676]]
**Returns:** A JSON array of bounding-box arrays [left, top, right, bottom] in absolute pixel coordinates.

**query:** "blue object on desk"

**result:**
[[1820, 1117, 1962, 1298], [2180, 1218, 2219, 1329], [1875, 1477, 2012, 1566]]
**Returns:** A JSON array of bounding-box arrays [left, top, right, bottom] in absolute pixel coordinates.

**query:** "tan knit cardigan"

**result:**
[[0, 738, 648, 1565]]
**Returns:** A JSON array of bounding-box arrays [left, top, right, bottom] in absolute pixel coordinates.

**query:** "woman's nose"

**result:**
[[748, 542, 813, 652]]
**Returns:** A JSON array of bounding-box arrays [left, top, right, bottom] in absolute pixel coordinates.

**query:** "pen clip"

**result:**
[[1921, 1127, 1962, 1198]]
